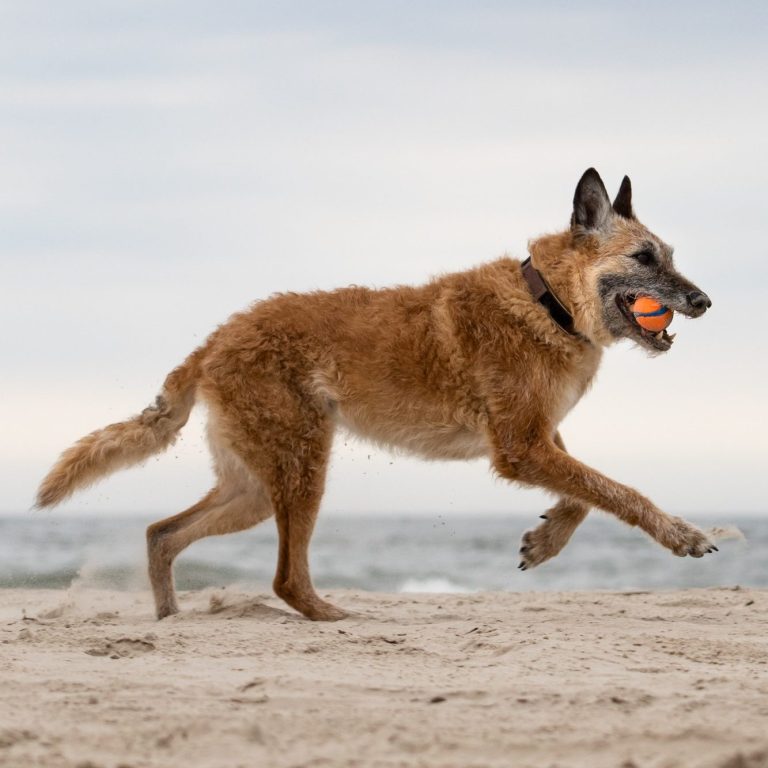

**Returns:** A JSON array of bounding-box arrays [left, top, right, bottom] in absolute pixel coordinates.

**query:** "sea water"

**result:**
[[0, 513, 764, 593]]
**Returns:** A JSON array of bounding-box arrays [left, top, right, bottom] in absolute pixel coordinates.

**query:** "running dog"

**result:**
[[37, 168, 714, 621]]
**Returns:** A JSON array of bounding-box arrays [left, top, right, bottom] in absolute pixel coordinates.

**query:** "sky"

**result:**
[[1, 1, 767, 517]]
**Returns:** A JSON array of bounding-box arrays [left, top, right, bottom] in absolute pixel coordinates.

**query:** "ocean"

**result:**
[[0, 512, 764, 594]]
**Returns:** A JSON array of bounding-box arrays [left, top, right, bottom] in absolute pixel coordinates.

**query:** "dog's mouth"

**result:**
[[615, 293, 675, 352]]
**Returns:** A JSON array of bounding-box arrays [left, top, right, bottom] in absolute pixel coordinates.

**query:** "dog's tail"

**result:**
[[35, 348, 206, 509]]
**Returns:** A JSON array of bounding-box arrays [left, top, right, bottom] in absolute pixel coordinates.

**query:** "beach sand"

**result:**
[[1, 587, 767, 768]]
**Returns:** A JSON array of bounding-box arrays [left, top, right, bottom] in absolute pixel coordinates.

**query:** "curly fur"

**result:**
[[36, 169, 714, 622]]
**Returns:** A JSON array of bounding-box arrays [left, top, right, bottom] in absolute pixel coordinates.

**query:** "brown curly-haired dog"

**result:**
[[37, 168, 714, 621]]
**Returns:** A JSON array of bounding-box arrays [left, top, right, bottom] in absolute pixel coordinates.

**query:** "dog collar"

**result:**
[[520, 257, 578, 337]]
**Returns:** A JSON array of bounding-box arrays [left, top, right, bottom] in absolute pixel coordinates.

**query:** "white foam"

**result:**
[[398, 577, 475, 594]]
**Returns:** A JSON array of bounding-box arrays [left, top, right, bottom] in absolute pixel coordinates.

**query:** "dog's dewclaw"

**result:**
[[704, 526, 746, 543]]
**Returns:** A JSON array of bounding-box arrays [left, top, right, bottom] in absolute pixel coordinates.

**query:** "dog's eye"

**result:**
[[630, 249, 655, 266]]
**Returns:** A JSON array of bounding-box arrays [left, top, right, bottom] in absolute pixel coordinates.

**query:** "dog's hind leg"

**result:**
[[146, 481, 273, 619], [210, 383, 344, 621], [265, 425, 346, 622], [518, 432, 589, 570], [271, 489, 346, 622]]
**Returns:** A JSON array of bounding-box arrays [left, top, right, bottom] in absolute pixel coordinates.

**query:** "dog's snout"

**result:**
[[687, 291, 712, 311]]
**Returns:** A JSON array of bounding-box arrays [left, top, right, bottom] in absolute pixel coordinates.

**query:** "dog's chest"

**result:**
[[550, 349, 602, 426], [551, 379, 582, 426]]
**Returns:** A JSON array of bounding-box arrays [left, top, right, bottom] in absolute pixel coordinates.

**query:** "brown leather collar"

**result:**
[[520, 257, 579, 337]]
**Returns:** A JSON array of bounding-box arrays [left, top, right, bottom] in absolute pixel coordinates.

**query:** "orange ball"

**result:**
[[632, 296, 673, 331]]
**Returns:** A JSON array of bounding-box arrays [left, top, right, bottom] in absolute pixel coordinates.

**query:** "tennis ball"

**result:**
[[632, 296, 673, 331]]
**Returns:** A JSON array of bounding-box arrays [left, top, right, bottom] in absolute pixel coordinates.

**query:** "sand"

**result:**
[[1, 587, 767, 768]]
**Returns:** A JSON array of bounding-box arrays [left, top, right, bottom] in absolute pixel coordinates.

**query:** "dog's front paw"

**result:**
[[518, 518, 569, 571], [659, 516, 717, 558]]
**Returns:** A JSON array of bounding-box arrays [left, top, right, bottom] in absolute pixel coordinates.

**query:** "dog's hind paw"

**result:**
[[304, 601, 348, 622]]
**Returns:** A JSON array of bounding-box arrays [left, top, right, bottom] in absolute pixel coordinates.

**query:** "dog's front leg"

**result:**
[[518, 433, 589, 570], [495, 434, 715, 559]]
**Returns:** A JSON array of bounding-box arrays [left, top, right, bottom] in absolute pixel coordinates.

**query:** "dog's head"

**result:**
[[531, 168, 711, 354]]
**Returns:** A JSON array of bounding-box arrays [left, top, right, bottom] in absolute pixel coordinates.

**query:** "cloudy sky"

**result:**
[[2, 1, 766, 517]]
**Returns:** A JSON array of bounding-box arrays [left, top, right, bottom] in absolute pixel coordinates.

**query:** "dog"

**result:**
[[37, 168, 715, 621]]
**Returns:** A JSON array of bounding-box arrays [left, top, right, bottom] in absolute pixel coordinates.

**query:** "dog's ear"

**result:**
[[571, 168, 612, 231], [612, 175, 634, 219]]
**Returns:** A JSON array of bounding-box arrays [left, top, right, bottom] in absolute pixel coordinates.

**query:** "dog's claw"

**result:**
[[518, 562, 527, 570], [711, 545, 719, 552], [539, 514, 548, 520], [519, 546, 529, 554]]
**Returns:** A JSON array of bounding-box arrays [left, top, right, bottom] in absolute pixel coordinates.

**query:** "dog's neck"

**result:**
[[527, 232, 606, 346], [520, 257, 578, 337]]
